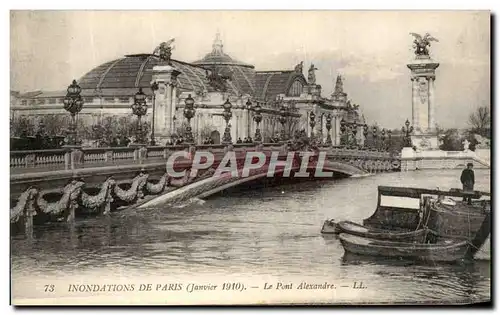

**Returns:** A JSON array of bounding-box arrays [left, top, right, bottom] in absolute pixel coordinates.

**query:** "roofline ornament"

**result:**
[[308, 64, 318, 84], [294, 61, 303, 74], [206, 66, 231, 92]]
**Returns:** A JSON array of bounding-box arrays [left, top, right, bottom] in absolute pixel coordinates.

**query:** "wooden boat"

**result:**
[[340, 208, 491, 263], [335, 220, 428, 242], [426, 198, 491, 242], [338, 233, 472, 263], [363, 186, 490, 232]]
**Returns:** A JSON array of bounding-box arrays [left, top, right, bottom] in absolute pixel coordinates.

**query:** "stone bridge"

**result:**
[[10, 143, 400, 236]]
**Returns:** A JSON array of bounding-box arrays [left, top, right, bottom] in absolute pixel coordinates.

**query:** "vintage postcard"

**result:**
[[9, 10, 491, 305]]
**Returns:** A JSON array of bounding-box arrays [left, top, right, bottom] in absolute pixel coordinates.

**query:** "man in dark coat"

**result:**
[[460, 163, 475, 205]]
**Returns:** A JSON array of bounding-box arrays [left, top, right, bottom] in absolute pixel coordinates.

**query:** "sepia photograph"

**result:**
[[9, 10, 491, 306]]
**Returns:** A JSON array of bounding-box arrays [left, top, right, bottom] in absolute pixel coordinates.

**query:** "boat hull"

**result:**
[[427, 200, 490, 241], [337, 220, 427, 243], [321, 220, 341, 234], [339, 233, 472, 263]]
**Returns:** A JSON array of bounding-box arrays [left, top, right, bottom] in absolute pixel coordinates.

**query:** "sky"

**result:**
[[10, 10, 490, 129]]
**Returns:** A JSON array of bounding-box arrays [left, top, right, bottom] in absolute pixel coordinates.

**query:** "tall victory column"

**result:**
[[407, 32, 440, 150]]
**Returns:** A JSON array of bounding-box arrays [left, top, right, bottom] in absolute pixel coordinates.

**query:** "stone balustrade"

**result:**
[[11, 142, 396, 172], [400, 148, 490, 171]]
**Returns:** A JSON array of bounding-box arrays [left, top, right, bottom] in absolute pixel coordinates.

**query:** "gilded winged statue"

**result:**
[[153, 38, 175, 63], [410, 32, 439, 56]]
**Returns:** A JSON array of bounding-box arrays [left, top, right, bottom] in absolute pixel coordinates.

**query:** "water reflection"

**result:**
[[11, 169, 491, 303]]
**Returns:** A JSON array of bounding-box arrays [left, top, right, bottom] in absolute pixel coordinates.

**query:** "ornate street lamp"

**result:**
[[381, 128, 387, 151], [246, 99, 252, 140], [131, 87, 147, 144], [253, 101, 262, 142], [309, 111, 316, 138], [63, 79, 84, 146], [402, 119, 414, 147], [325, 114, 333, 145], [150, 82, 159, 145], [222, 98, 233, 144], [372, 125, 378, 149], [363, 124, 369, 148], [183, 94, 196, 144], [351, 122, 358, 147], [279, 102, 287, 141]]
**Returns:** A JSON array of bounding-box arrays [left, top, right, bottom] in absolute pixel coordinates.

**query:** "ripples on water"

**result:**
[[11, 170, 491, 303]]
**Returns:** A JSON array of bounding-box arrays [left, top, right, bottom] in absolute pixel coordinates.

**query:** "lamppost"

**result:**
[[183, 94, 196, 144], [402, 119, 414, 147], [325, 114, 333, 145], [253, 101, 262, 142], [131, 87, 147, 144], [222, 98, 233, 144], [351, 122, 358, 147], [279, 102, 287, 142], [246, 99, 252, 140], [309, 111, 316, 139], [63, 79, 84, 146], [380, 128, 386, 151], [340, 118, 346, 145], [363, 124, 368, 148], [150, 82, 159, 145], [372, 125, 378, 149]]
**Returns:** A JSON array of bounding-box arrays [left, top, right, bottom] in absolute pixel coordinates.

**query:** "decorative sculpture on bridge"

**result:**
[[410, 32, 439, 56], [153, 39, 175, 64]]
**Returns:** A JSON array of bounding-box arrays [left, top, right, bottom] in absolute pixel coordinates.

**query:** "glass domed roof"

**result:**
[[77, 54, 213, 96]]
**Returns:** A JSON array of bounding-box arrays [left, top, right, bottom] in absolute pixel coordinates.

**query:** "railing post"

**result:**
[[105, 150, 113, 163], [25, 153, 35, 168], [70, 148, 83, 170], [64, 150, 71, 170]]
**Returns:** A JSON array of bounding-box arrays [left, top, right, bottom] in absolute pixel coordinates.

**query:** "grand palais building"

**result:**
[[11, 33, 364, 145]]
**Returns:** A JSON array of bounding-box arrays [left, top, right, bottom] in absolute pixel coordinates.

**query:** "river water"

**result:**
[[11, 169, 491, 305]]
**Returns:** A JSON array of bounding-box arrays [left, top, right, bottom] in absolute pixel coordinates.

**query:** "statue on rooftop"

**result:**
[[308, 64, 318, 84], [294, 61, 304, 74], [410, 32, 439, 56]]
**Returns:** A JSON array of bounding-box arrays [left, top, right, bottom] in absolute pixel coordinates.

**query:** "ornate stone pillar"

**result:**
[[335, 115, 341, 145], [428, 76, 435, 132], [411, 77, 419, 131], [171, 86, 177, 135], [321, 114, 327, 143], [151, 65, 181, 142]]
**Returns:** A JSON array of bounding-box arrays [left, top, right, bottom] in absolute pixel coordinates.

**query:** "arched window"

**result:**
[[287, 80, 303, 97]]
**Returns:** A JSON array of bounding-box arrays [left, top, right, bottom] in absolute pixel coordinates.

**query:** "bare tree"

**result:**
[[468, 106, 490, 136]]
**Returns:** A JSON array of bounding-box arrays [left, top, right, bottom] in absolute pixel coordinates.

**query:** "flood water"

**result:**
[[11, 169, 491, 304]]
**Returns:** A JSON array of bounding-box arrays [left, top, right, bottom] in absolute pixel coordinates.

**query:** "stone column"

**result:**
[[321, 114, 327, 143], [165, 84, 173, 134], [151, 65, 181, 142], [306, 112, 311, 137], [171, 86, 177, 135], [335, 115, 341, 145], [411, 77, 419, 132], [428, 76, 435, 132]]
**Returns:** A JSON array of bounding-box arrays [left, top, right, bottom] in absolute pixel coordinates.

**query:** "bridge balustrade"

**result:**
[[10, 142, 399, 173]]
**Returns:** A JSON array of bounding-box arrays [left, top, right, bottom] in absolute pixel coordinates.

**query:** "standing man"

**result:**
[[460, 162, 475, 205]]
